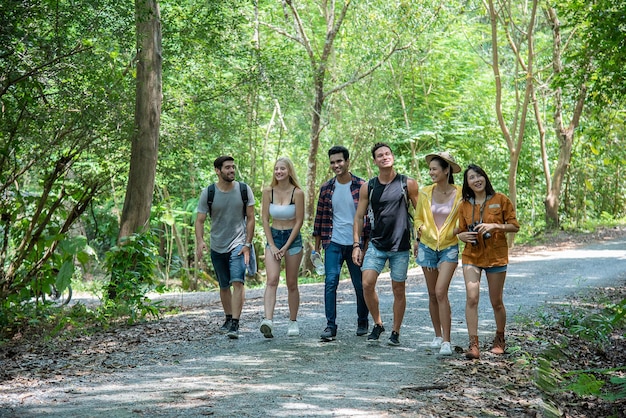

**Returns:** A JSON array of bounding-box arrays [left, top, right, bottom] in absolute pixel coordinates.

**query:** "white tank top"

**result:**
[[269, 188, 296, 220]]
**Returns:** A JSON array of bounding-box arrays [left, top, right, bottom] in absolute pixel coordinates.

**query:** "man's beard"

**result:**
[[221, 173, 235, 182]]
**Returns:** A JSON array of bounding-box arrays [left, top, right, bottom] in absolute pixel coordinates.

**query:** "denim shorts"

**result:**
[[267, 227, 303, 256], [416, 243, 459, 269], [361, 244, 410, 282], [463, 264, 508, 274], [211, 244, 247, 289]]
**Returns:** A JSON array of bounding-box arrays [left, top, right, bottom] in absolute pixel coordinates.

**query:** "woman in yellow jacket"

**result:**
[[414, 152, 462, 356]]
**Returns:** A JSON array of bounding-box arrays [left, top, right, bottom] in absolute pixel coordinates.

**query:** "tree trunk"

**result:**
[[543, 6, 587, 229], [118, 0, 162, 240], [305, 71, 324, 226]]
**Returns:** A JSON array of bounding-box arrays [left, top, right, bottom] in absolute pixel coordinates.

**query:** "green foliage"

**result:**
[[102, 232, 164, 324], [531, 295, 626, 408]]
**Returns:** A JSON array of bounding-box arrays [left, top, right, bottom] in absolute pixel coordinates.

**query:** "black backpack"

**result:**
[[206, 182, 249, 218]]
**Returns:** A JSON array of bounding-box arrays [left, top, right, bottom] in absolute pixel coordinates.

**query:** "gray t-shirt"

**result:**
[[197, 181, 255, 253]]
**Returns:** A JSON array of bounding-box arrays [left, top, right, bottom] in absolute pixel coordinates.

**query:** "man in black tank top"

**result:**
[[352, 143, 419, 346]]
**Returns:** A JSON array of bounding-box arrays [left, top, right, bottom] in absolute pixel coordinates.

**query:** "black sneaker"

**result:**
[[367, 324, 385, 342], [220, 317, 232, 333], [388, 331, 400, 346], [320, 327, 337, 342], [227, 321, 239, 339], [356, 322, 369, 336]]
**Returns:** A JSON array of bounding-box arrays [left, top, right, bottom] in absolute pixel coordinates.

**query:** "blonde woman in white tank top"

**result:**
[[259, 157, 305, 338]]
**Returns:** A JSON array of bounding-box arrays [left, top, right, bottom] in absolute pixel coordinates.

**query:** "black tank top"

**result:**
[[369, 175, 411, 252]]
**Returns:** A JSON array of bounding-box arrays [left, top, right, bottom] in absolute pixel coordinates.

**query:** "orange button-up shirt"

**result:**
[[458, 193, 520, 267]]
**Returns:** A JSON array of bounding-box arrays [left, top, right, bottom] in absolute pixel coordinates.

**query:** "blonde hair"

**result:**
[[270, 156, 301, 189]]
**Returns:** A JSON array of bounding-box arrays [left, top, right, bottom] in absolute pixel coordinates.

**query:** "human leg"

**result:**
[[388, 250, 409, 334], [263, 246, 281, 320], [435, 261, 457, 342], [323, 243, 342, 330], [486, 270, 507, 333], [345, 245, 369, 330], [463, 265, 482, 359], [284, 249, 303, 322], [360, 246, 387, 326], [391, 280, 406, 333], [211, 250, 233, 331], [228, 246, 247, 320], [423, 267, 442, 337], [486, 269, 507, 354]]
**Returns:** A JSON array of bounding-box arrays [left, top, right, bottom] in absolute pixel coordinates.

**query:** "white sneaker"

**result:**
[[260, 318, 274, 338], [439, 341, 453, 356], [287, 320, 300, 337], [429, 336, 443, 348]]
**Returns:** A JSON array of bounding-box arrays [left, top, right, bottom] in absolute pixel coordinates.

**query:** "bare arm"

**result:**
[[195, 212, 207, 261], [261, 188, 277, 256], [352, 182, 369, 266], [238, 203, 256, 264]]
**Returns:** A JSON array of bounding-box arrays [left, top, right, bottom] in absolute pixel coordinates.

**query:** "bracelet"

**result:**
[[352, 242, 360, 248]]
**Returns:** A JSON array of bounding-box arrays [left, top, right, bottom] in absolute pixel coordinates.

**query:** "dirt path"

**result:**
[[1, 231, 626, 417]]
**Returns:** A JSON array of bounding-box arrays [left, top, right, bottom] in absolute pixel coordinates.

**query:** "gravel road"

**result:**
[[1, 236, 625, 417]]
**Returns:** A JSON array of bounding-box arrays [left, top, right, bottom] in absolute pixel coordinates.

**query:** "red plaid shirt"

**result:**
[[313, 174, 370, 249]]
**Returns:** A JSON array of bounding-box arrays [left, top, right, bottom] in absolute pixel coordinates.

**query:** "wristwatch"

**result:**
[[244, 242, 252, 248]]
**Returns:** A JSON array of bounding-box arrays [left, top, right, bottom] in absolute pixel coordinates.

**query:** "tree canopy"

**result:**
[[1, 0, 624, 305]]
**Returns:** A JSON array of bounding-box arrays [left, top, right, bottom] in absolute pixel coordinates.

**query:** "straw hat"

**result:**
[[424, 151, 461, 173]]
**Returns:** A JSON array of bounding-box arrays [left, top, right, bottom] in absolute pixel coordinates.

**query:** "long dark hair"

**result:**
[[431, 156, 455, 184], [462, 164, 496, 200]]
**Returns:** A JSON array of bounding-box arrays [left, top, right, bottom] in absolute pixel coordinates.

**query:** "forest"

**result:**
[[1, 0, 625, 324]]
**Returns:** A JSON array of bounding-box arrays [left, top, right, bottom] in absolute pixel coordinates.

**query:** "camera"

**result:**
[[468, 222, 491, 246]]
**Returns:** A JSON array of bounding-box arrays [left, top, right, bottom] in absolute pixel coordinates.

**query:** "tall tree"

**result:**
[[541, 5, 587, 229], [261, 0, 409, 224], [485, 0, 538, 211], [118, 0, 163, 239]]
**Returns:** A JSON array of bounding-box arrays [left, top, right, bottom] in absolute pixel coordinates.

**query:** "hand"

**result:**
[[238, 245, 250, 265], [272, 245, 284, 261], [457, 231, 478, 243], [196, 241, 207, 260], [352, 247, 362, 266], [476, 223, 497, 235]]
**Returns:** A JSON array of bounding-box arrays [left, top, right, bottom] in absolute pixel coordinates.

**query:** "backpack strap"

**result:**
[[239, 182, 249, 218], [206, 182, 249, 218], [368, 177, 377, 204], [206, 184, 216, 218]]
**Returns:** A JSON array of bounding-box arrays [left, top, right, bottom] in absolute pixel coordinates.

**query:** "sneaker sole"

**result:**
[[320, 335, 336, 342], [227, 333, 239, 339], [260, 324, 273, 338], [387, 340, 400, 346]]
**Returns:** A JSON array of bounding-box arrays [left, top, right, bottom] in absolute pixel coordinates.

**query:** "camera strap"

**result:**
[[470, 195, 492, 224]]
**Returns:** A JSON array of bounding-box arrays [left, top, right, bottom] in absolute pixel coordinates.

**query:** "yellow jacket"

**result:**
[[414, 184, 462, 250]]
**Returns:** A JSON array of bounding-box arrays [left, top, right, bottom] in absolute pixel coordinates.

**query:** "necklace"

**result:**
[[436, 186, 453, 195]]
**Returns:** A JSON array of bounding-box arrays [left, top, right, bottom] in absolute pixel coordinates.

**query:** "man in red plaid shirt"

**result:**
[[313, 146, 370, 342]]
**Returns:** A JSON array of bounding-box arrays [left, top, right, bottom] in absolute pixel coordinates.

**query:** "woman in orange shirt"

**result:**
[[456, 164, 519, 359]]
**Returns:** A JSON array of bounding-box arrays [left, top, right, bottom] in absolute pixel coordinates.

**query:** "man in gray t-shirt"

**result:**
[[195, 156, 255, 339]]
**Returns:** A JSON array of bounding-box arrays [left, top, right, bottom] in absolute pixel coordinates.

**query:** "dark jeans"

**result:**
[[324, 242, 369, 330]]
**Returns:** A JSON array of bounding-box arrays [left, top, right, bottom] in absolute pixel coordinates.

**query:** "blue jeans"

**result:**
[[211, 244, 246, 289], [324, 242, 369, 330]]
